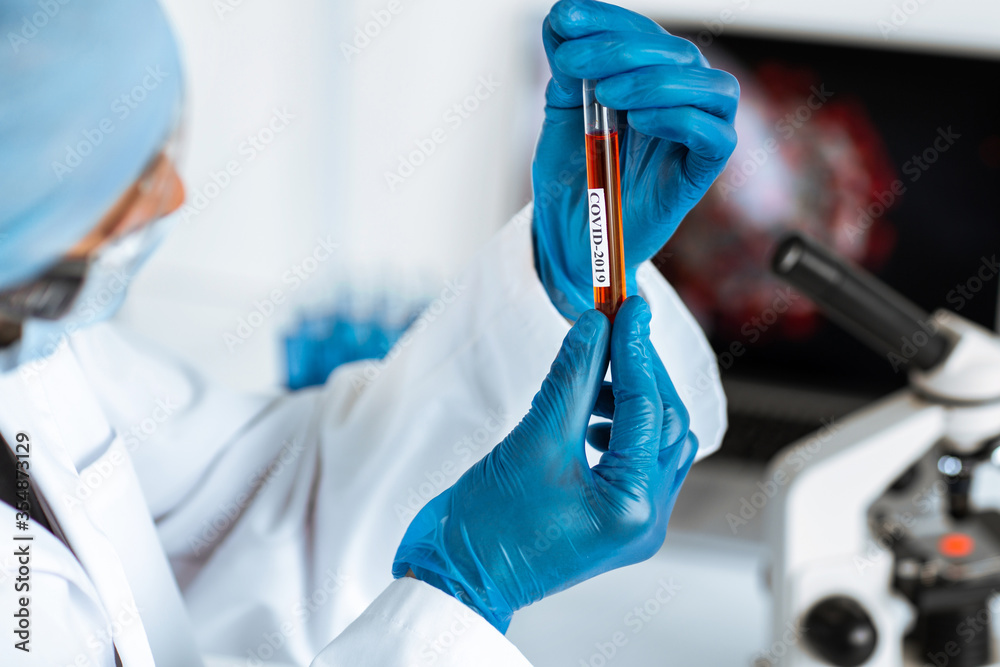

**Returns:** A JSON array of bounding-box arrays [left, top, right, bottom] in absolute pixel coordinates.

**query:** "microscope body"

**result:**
[[764, 235, 1000, 667], [764, 312, 1000, 667]]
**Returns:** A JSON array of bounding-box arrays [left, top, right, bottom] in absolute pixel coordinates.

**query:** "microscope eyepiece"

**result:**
[[771, 233, 950, 372]]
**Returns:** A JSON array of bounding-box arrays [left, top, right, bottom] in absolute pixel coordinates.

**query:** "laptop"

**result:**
[[651, 28, 1000, 463]]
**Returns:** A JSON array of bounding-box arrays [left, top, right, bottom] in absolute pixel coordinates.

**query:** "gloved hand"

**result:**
[[392, 296, 698, 632], [533, 0, 739, 319]]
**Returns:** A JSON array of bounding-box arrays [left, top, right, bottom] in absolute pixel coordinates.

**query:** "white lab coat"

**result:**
[[0, 210, 726, 666]]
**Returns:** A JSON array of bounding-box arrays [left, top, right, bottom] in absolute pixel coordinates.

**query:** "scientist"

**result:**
[[0, 0, 738, 665]]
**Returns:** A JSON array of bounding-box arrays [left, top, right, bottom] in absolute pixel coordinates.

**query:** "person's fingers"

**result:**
[[648, 432, 699, 541], [591, 381, 615, 419], [628, 106, 736, 164], [548, 0, 667, 41], [649, 341, 691, 452], [544, 1, 706, 110], [589, 315, 691, 456], [543, 17, 581, 109], [586, 381, 613, 450], [627, 106, 737, 165], [615, 106, 735, 266], [597, 66, 740, 123], [590, 376, 688, 459], [592, 296, 662, 484], [518, 309, 611, 459], [554, 31, 707, 81], [664, 433, 699, 498], [590, 317, 690, 453], [586, 421, 612, 452]]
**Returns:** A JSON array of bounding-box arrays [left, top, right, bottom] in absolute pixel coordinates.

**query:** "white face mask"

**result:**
[[0, 213, 176, 372]]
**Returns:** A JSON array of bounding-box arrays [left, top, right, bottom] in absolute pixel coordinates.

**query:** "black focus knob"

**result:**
[[802, 596, 878, 666]]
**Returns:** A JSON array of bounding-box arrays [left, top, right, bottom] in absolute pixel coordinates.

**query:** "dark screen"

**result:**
[[663, 29, 1000, 396]]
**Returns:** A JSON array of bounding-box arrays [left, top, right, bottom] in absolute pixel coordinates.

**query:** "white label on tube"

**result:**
[[588, 188, 609, 287]]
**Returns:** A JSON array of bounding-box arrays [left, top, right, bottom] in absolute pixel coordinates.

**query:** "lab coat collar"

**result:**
[[0, 339, 203, 666]]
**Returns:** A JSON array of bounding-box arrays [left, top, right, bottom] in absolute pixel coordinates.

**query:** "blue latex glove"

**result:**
[[392, 296, 698, 632], [533, 0, 739, 319]]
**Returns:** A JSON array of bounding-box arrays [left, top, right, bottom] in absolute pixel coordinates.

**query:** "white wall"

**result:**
[[634, 0, 1000, 56], [118, 0, 1000, 393]]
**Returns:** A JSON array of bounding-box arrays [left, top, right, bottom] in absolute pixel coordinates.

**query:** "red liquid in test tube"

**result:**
[[583, 79, 626, 321]]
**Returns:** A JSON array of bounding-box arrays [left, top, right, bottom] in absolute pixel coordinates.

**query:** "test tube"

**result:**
[[583, 79, 627, 321]]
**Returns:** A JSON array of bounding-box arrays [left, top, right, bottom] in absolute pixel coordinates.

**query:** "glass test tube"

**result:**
[[583, 79, 626, 321]]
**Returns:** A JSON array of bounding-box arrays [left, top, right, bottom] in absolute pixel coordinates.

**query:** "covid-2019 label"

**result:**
[[588, 188, 609, 287]]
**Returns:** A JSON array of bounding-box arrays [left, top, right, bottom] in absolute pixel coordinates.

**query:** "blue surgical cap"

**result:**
[[0, 0, 184, 289]]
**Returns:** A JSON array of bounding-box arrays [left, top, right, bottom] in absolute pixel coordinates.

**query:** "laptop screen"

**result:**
[[653, 29, 1000, 397]]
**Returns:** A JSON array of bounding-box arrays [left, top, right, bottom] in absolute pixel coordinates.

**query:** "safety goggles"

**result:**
[[0, 130, 186, 323]]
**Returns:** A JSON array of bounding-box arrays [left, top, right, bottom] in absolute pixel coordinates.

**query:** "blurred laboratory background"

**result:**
[[121, 0, 1000, 665]]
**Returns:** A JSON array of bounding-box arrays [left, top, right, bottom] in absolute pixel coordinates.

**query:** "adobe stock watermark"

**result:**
[[181, 108, 295, 224], [60, 397, 181, 508], [578, 578, 681, 667], [50, 65, 170, 181], [754, 620, 806, 666], [16, 268, 140, 382], [223, 233, 338, 352], [945, 254, 999, 313], [877, 0, 930, 40], [726, 417, 841, 534], [392, 406, 508, 523], [7, 0, 73, 54], [677, 287, 800, 402], [520, 502, 590, 565], [384, 75, 502, 192], [854, 515, 915, 574], [533, 144, 588, 210], [413, 604, 487, 665], [340, 0, 403, 62], [350, 275, 469, 390], [690, 0, 752, 49], [189, 438, 307, 556], [507, 143, 587, 233], [510, 204, 533, 232], [9, 565, 142, 661], [78, 599, 143, 664], [855, 476, 954, 574], [856, 463, 973, 575], [846, 126, 961, 244], [244, 567, 352, 666], [885, 314, 948, 373], [213, 0, 249, 20], [719, 84, 834, 200], [924, 591, 1000, 667]]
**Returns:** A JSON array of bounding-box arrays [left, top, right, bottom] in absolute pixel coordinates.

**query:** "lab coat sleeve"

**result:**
[[80, 204, 723, 532], [119, 203, 725, 557], [71, 203, 726, 664], [310, 578, 532, 667]]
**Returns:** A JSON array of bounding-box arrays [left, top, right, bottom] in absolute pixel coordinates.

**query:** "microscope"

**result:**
[[761, 234, 1000, 667]]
